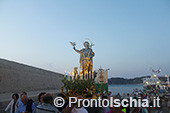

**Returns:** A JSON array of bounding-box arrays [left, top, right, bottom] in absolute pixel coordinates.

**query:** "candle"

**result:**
[[80, 73, 83, 80], [72, 72, 74, 80], [92, 70, 94, 79], [67, 72, 70, 81], [69, 72, 71, 81], [64, 71, 66, 78]]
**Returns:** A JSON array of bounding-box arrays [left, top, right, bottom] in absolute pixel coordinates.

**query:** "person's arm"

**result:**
[[16, 98, 21, 108], [4, 100, 13, 112]]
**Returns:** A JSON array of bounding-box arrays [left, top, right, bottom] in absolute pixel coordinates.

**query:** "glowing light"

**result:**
[[154, 75, 157, 77]]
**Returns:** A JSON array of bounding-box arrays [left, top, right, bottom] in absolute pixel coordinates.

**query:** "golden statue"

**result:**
[[70, 39, 95, 76]]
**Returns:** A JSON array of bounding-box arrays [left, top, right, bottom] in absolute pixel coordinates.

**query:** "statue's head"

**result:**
[[84, 41, 89, 48]]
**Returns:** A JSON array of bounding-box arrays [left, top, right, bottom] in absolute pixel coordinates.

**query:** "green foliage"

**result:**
[[62, 78, 95, 93]]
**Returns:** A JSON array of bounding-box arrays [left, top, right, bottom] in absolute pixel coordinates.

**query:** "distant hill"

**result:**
[[108, 76, 168, 84]]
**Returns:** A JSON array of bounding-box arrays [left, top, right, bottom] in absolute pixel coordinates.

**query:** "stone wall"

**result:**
[[0, 58, 64, 93]]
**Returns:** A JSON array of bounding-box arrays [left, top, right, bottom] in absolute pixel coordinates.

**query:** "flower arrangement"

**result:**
[[62, 78, 95, 94]]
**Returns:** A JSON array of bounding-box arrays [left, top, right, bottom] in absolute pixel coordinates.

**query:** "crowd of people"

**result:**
[[4, 89, 170, 113], [4, 91, 59, 113]]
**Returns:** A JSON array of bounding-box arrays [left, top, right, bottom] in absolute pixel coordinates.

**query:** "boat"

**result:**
[[143, 74, 162, 90], [143, 67, 169, 90]]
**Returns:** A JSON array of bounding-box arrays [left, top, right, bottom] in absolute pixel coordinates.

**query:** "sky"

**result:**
[[0, 0, 170, 78]]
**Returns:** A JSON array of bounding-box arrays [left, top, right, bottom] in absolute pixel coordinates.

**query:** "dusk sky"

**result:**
[[0, 0, 170, 78]]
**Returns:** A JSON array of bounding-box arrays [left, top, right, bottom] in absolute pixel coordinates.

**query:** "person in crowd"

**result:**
[[4, 93, 19, 113], [16, 95, 36, 113], [147, 94, 152, 108], [71, 96, 88, 113], [126, 93, 130, 100], [38, 92, 46, 105], [124, 93, 130, 113], [61, 102, 75, 113], [16, 91, 27, 107], [106, 97, 124, 113], [107, 91, 112, 97], [62, 96, 88, 113], [34, 93, 60, 113], [100, 95, 110, 113], [135, 94, 150, 113], [116, 93, 121, 99], [84, 94, 99, 113], [131, 94, 138, 113], [56, 93, 67, 112]]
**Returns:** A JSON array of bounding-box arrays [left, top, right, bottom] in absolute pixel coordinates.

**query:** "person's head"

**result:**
[[38, 92, 46, 104], [84, 41, 89, 48], [138, 94, 143, 99], [12, 93, 19, 102], [108, 91, 112, 96], [21, 95, 28, 105], [148, 94, 150, 98], [102, 95, 108, 99], [102, 95, 108, 106], [20, 91, 27, 98], [57, 93, 65, 98], [43, 93, 53, 104]]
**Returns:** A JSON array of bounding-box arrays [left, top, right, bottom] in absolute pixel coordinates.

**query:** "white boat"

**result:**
[[143, 67, 169, 90], [143, 74, 162, 89]]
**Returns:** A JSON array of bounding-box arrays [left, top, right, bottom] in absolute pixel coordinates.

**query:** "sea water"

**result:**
[[108, 84, 143, 95]]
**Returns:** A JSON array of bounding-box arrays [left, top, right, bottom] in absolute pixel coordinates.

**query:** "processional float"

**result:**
[[61, 39, 108, 98]]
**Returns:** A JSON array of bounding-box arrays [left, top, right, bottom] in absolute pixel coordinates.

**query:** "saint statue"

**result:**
[[71, 40, 95, 75]]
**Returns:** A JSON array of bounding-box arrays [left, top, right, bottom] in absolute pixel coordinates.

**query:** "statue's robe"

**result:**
[[79, 48, 95, 72]]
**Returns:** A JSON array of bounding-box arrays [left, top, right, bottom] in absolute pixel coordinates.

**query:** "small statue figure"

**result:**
[[74, 67, 78, 75]]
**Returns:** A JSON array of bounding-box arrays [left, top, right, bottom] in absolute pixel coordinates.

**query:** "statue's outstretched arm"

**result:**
[[73, 47, 80, 53]]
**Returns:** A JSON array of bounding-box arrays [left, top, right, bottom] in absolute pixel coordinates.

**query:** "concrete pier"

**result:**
[[0, 58, 64, 112]]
